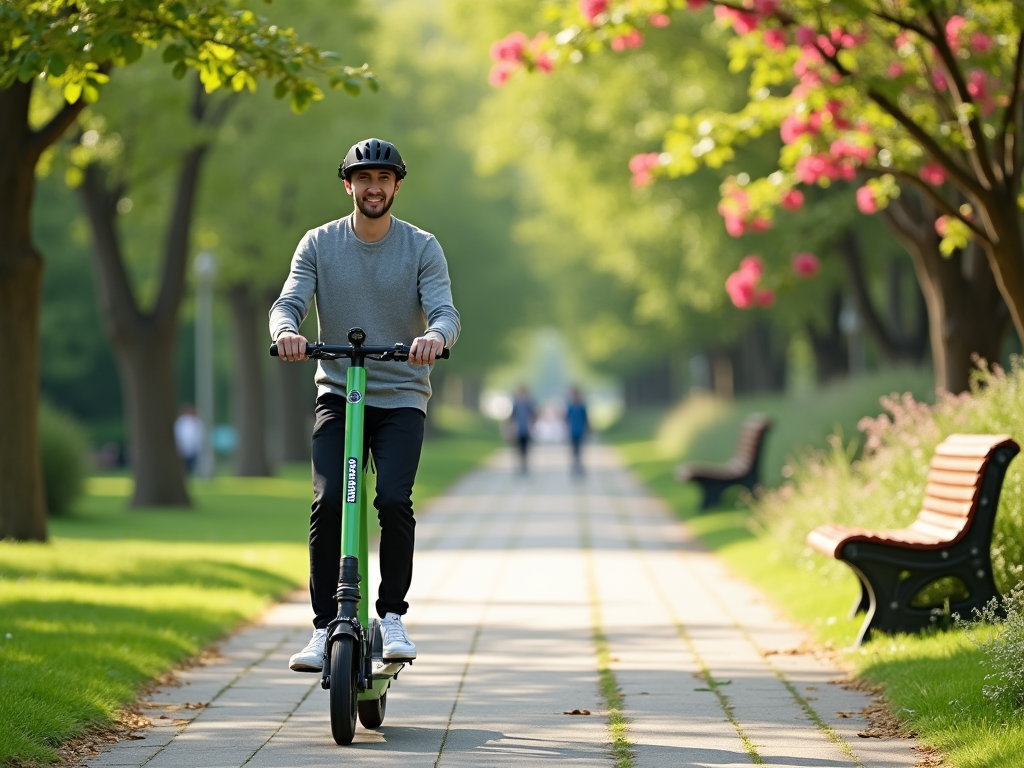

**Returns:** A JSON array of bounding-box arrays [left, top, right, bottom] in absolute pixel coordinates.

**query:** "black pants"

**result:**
[[310, 395, 425, 629]]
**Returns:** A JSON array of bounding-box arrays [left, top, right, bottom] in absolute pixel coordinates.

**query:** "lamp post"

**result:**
[[193, 250, 217, 478]]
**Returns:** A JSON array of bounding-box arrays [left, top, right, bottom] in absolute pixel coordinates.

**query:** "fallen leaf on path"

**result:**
[[563, 709, 591, 715]]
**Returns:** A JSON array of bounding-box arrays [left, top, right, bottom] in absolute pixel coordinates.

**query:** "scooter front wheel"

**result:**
[[329, 637, 358, 745], [358, 689, 387, 729]]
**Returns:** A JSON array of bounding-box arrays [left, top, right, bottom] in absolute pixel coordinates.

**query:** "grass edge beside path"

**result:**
[[0, 429, 501, 767], [611, 439, 1024, 768]]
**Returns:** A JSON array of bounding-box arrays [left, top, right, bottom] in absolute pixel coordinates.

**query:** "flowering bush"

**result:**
[[959, 588, 1024, 714]]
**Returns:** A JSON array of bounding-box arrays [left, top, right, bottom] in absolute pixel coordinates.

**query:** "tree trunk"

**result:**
[[981, 197, 1024, 347], [806, 290, 849, 385], [0, 81, 52, 541], [228, 283, 272, 476], [731, 320, 786, 395], [77, 82, 226, 506], [884, 196, 1008, 394], [118, 323, 191, 505]]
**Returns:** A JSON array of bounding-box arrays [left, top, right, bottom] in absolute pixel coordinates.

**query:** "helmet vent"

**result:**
[[383, 147, 392, 160], [355, 148, 363, 161]]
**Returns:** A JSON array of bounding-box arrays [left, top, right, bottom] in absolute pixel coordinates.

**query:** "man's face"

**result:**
[[344, 168, 401, 219]]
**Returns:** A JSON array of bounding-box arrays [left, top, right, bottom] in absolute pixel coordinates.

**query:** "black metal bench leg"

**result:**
[[696, 478, 729, 511], [850, 579, 871, 619]]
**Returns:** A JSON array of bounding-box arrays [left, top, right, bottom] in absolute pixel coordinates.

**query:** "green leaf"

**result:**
[[342, 77, 361, 96], [366, 75, 379, 93], [162, 44, 186, 63], [82, 82, 100, 103], [122, 37, 144, 64], [290, 88, 312, 113], [319, 51, 342, 62], [63, 80, 83, 104], [47, 53, 68, 78], [172, 60, 188, 80], [273, 79, 289, 99], [17, 51, 41, 82]]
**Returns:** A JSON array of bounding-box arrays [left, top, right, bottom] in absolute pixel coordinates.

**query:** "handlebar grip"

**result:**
[[270, 343, 449, 359]]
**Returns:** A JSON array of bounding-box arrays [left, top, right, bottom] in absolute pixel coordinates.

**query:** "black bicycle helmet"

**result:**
[[338, 138, 407, 180]]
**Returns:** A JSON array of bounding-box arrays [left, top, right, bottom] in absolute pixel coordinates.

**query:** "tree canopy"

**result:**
[[496, 1, 1024, 343]]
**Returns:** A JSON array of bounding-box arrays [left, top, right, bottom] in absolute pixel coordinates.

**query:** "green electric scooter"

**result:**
[[271, 327, 448, 745]]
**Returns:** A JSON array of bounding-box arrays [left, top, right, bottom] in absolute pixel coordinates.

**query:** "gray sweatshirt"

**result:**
[[268, 214, 460, 412]]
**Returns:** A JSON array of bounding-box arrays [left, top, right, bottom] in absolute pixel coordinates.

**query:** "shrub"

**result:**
[[38, 402, 89, 517], [754, 358, 1024, 594], [960, 588, 1024, 714]]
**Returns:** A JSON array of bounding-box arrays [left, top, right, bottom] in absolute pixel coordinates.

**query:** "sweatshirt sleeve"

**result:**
[[418, 237, 461, 348], [269, 231, 318, 341]]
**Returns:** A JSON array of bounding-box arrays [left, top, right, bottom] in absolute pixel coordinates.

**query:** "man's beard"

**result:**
[[356, 191, 395, 219]]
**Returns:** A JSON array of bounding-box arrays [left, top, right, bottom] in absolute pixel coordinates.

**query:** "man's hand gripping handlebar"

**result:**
[[270, 341, 450, 363]]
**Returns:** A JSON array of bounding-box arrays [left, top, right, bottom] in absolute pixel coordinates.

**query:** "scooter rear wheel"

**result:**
[[358, 690, 387, 729], [329, 637, 358, 745]]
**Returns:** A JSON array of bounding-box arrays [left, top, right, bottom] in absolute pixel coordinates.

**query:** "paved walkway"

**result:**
[[85, 445, 922, 768]]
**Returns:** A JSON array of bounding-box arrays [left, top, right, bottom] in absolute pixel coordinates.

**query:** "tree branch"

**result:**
[[26, 99, 87, 159], [79, 163, 143, 338], [998, 32, 1024, 175], [865, 87, 987, 199], [925, 8, 1001, 190]]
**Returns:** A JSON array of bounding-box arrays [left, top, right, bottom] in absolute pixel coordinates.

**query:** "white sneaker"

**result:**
[[289, 628, 328, 672], [381, 613, 416, 660]]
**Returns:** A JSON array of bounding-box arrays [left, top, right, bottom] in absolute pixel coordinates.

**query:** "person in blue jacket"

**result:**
[[566, 387, 589, 475]]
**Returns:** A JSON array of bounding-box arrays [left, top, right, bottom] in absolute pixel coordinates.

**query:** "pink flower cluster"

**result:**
[[920, 162, 946, 186], [780, 101, 849, 145], [945, 16, 993, 56], [855, 185, 878, 214], [717, 188, 771, 237], [790, 26, 864, 86], [612, 30, 644, 51], [649, 13, 670, 28], [629, 152, 660, 187], [795, 153, 857, 185], [489, 32, 553, 87], [966, 69, 998, 116], [712, 1, 778, 36], [792, 252, 819, 278], [781, 189, 804, 211], [580, 0, 607, 24], [726, 256, 774, 308]]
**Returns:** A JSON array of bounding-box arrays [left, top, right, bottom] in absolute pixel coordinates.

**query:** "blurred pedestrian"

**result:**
[[509, 386, 535, 474], [174, 403, 203, 475], [566, 387, 589, 475]]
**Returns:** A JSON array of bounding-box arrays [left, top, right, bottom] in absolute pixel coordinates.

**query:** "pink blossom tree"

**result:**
[[497, 0, 1021, 392]]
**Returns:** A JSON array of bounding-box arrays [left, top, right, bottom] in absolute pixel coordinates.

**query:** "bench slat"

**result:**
[[907, 520, 959, 542], [926, 468, 982, 487], [934, 443, 1002, 459], [929, 455, 987, 473], [924, 481, 979, 502], [911, 512, 966, 534], [921, 495, 973, 517]]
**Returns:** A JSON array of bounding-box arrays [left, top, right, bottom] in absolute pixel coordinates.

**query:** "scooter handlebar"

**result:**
[[270, 342, 450, 361]]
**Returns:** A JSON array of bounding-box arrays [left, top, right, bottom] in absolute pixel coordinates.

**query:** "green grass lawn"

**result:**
[[614, 421, 1024, 768], [0, 428, 500, 766]]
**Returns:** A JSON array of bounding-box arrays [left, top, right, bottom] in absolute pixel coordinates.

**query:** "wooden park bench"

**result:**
[[806, 433, 1020, 644], [675, 414, 773, 511]]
